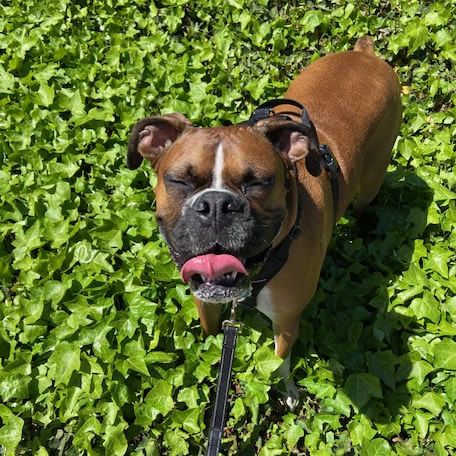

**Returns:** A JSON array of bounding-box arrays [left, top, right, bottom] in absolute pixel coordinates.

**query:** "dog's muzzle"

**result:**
[[165, 190, 278, 303]]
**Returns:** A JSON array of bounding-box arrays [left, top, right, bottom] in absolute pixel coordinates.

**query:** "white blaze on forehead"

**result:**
[[182, 140, 234, 212], [212, 142, 224, 189]]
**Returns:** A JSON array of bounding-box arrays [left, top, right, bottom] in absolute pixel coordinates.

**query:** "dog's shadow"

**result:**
[[237, 166, 433, 451]]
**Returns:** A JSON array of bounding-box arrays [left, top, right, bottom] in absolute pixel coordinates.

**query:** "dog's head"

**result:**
[[127, 113, 319, 302]]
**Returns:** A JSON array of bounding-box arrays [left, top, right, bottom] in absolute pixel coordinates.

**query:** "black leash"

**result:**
[[206, 301, 243, 456]]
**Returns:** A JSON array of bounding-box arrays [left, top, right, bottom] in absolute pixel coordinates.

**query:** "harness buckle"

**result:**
[[320, 144, 339, 176], [249, 106, 273, 124], [319, 144, 340, 220], [289, 224, 302, 239]]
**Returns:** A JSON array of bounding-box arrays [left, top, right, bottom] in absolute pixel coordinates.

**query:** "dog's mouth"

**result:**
[[180, 252, 265, 303]]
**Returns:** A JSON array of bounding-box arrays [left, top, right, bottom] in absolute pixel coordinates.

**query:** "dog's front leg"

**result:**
[[273, 318, 301, 409], [257, 287, 301, 409], [194, 298, 223, 337]]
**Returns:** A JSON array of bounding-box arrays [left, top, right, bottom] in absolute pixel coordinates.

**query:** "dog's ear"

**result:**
[[127, 113, 193, 170], [255, 118, 319, 163]]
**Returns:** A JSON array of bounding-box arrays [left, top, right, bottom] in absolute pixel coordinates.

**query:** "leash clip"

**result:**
[[222, 299, 244, 330]]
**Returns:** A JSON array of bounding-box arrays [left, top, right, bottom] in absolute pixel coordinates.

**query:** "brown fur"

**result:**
[[254, 38, 402, 360], [195, 39, 401, 357]]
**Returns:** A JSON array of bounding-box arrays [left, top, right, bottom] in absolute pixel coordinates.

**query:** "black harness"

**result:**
[[205, 99, 340, 456], [239, 98, 340, 307]]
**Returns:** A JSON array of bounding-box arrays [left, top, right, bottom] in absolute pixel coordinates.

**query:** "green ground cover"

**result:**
[[1, 0, 455, 454]]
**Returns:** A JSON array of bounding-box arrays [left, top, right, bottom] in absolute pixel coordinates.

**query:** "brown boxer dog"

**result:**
[[126, 37, 401, 407]]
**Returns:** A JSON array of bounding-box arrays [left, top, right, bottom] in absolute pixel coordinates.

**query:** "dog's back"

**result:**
[[282, 36, 402, 217]]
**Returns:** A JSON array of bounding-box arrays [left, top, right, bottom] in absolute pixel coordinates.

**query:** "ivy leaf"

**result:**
[[36, 83, 55, 107], [412, 392, 446, 416], [367, 351, 397, 390], [253, 345, 283, 380], [229, 397, 246, 422], [145, 352, 179, 364], [171, 408, 201, 434], [144, 380, 174, 418], [348, 416, 377, 446], [344, 373, 383, 410], [444, 376, 456, 403], [360, 438, 391, 456], [164, 429, 189, 456], [434, 339, 456, 370], [410, 292, 440, 323], [125, 357, 150, 376], [425, 250, 449, 279], [245, 75, 269, 101], [0, 405, 24, 453], [300, 10, 323, 32], [43, 280, 66, 305], [407, 22, 429, 55], [440, 426, 456, 448], [177, 387, 200, 409], [48, 342, 81, 386], [59, 88, 85, 114], [409, 360, 434, 384], [414, 411, 432, 439], [103, 424, 128, 456], [285, 423, 304, 449]]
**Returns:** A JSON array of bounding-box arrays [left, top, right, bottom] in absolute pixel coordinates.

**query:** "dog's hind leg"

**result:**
[[353, 114, 401, 211], [353, 66, 402, 211]]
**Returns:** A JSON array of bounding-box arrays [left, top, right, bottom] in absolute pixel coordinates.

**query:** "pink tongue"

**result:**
[[181, 254, 247, 283]]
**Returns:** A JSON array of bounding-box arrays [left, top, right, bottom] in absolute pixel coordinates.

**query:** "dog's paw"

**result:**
[[283, 378, 300, 410], [277, 355, 300, 409]]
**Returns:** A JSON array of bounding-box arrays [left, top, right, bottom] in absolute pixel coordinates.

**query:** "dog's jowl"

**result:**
[[127, 36, 401, 408]]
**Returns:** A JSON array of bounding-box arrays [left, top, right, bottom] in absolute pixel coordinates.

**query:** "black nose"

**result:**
[[192, 190, 247, 222]]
